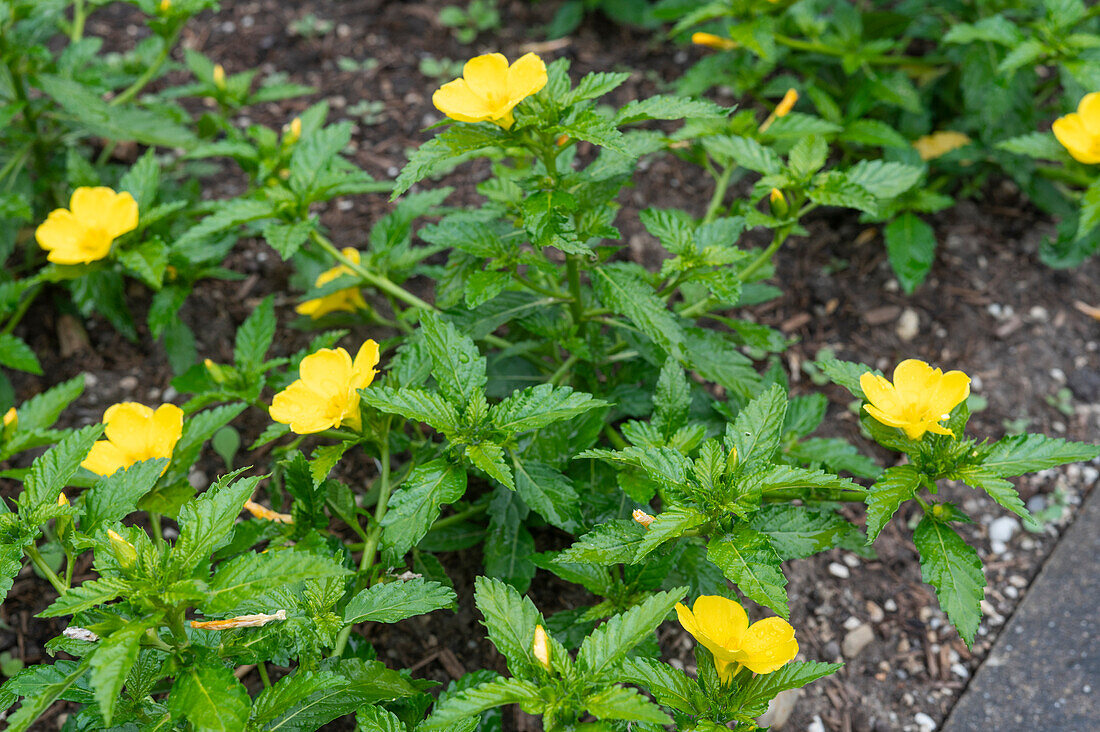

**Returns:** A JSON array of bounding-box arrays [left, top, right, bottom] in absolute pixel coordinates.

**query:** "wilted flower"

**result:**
[[244, 499, 293, 524], [191, 610, 287, 630], [632, 509, 656, 528], [63, 627, 99, 642], [533, 625, 551, 671], [913, 131, 971, 161], [81, 403, 184, 477], [691, 32, 738, 51], [433, 52, 547, 130], [1052, 92, 1100, 164], [35, 187, 138, 265], [295, 248, 368, 319], [676, 595, 799, 680], [774, 88, 798, 118], [269, 340, 379, 434], [859, 359, 971, 440]]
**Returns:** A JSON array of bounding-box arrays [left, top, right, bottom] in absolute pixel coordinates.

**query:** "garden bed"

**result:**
[[4, 1, 1100, 730]]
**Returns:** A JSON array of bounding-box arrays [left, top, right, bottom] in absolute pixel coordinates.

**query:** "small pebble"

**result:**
[[1026, 495, 1046, 513], [119, 375, 139, 391], [843, 616, 862, 631], [988, 516, 1020, 553], [884, 598, 898, 612], [807, 715, 826, 732], [828, 562, 850, 579], [842, 553, 860, 568], [842, 623, 875, 658], [951, 663, 970, 679], [896, 307, 920, 341], [867, 601, 885, 623], [914, 711, 937, 732], [188, 470, 208, 490]]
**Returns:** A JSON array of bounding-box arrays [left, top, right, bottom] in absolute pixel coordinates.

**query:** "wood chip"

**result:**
[[862, 305, 901, 326], [780, 312, 812, 332]]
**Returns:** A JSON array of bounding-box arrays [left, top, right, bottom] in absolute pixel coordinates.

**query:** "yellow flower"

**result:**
[[859, 359, 971, 440], [676, 596, 798, 681], [1053, 92, 1100, 164], [269, 340, 380, 434], [191, 610, 287, 630], [913, 131, 971, 161], [81, 402, 184, 476], [295, 248, 368, 319], [774, 88, 798, 118], [433, 52, 548, 130], [692, 32, 738, 51], [244, 499, 294, 524], [533, 625, 551, 671], [35, 187, 139, 265]]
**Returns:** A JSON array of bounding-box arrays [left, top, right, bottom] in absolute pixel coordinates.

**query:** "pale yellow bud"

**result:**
[[107, 529, 137, 569], [286, 117, 302, 144], [190, 610, 287, 630], [204, 358, 226, 384], [212, 64, 226, 90], [244, 499, 294, 524], [632, 509, 656, 528], [3, 407, 16, 428], [159, 0, 171, 12], [58, 492, 69, 506], [775, 89, 798, 118], [533, 625, 551, 671], [769, 188, 789, 217], [691, 32, 738, 51]]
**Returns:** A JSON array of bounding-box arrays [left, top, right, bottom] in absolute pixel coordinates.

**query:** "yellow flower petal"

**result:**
[[433, 78, 492, 123], [35, 210, 112, 264], [1053, 114, 1100, 164], [736, 616, 798, 674], [103, 402, 157, 461], [863, 403, 912, 432], [351, 339, 380, 389], [270, 380, 338, 434], [891, 359, 936, 403], [69, 187, 139, 240], [150, 404, 184, 459], [505, 53, 548, 104], [691, 595, 749, 650], [859, 372, 902, 415], [463, 53, 510, 102], [927, 370, 970, 419], [82, 440, 130, 476], [299, 348, 353, 396], [1077, 92, 1100, 135]]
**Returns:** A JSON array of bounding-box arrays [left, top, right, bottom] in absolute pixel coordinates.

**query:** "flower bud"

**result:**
[[932, 503, 946, 518], [159, 0, 171, 12], [632, 509, 655, 528], [555, 134, 569, 147], [726, 446, 739, 471], [107, 529, 137, 569], [204, 358, 226, 384], [691, 32, 738, 51], [286, 117, 302, 145], [774, 88, 798, 118], [532, 625, 551, 671], [768, 188, 789, 218], [56, 492, 72, 539], [1, 407, 16, 440], [244, 499, 294, 524], [212, 64, 226, 90]]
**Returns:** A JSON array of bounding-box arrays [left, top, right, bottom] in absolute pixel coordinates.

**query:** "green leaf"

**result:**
[[980, 434, 1100, 477], [0, 335, 41, 374], [419, 313, 487, 406], [393, 125, 508, 198], [362, 386, 460, 433], [203, 551, 349, 614], [491, 383, 605, 433], [483, 486, 534, 589], [39, 576, 131, 618], [817, 356, 873, 399], [234, 295, 275, 374], [1079, 177, 1100, 239], [845, 160, 924, 199], [618, 657, 703, 715], [736, 660, 842, 714], [24, 424, 104, 506], [996, 132, 1064, 160], [635, 505, 707, 560], [283, 452, 325, 531], [593, 264, 684, 358], [809, 172, 878, 213], [380, 460, 466, 558], [556, 519, 647, 565], [728, 383, 787, 470], [884, 213, 936, 294], [584, 685, 672, 725], [615, 95, 728, 125], [653, 358, 691, 433], [169, 470, 260, 577], [465, 442, 514, 489], [522, 190, 584, 254], [564, 71, 632, 106], [576, 588, 686, 678], [913, 516, 985, 646], [262, 659, 414, 730], [750, 505, 852, 560], [90, 619, 146, 725], [355, 705, 405, 732], [707, 527, 789, 617], [3, 658, 91, 732], [555, 109, 626, 152], [0, 543, 21, 600], [943, 16, 1022, 45], [168, 663, 251, 732], [250, 671, 349, 729], [160, 403, 247, 490], [955, 467, 1039, 531], [10, 375, 83, 433], [344, 578, 456, 624], [174, 199, 276, 251], [82, 458, 167, 533], [263, 219, 315, 259], [703, 134, 782, 174], [865, 464, 921, 542], [787, 135, 828, 178], [118, 239, 169, 289], [683, 328, 762, 399], [840, 119, 910, 149], [421, 677, 542, 730], [512, 458, 582, 532], [473, 576, 543, 676]]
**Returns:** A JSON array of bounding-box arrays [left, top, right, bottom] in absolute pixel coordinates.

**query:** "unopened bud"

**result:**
[[58, 492, 69, 506], [190, 609, 287, 630], [56, 492, 72, 539], [204, 358, 226, 384], [532, 625, 551, 671], [107, 529, 137, 569], [286, 117, 302, 144], [212, 64, 226, 90], [159, 0, 171, 12], [632, 509, 655, 528], [244, 499, 293, 524], [726, 446, 739, 471], [2, 407, 16, 440], [768, 188, 789, 217], [278, 168, 290, 180], [932, 503, 945, 518], [691, 32, 738, 51], [555, 134, 569, 147], [774, 88, 798, 118]]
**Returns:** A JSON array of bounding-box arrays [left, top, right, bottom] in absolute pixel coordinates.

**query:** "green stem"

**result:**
[[736, 226, 791, 283], [431, 502, 489, 531], [2, 283, 41, 336], [566, 255, 584, 324], [25, 544, 66, 594], [703, 165, 733, 224], [70, 0, 86, 42], [110, 28, 182, 107], [311, 230, 436, 313], [150, 513, 164, 546], [257, 662, 271, 689], [603, 424, 629, 450], [549, 353, 579, 386]]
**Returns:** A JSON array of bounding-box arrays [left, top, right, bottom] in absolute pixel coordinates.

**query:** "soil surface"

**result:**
[[4, 1, 1100, 731]]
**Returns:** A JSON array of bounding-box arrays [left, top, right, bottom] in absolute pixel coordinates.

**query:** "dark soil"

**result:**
[[4, 1, 1100, 730]]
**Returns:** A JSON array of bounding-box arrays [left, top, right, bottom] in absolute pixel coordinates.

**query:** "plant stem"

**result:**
[[257, 662, 272, 689], [566, 255, 584, 323], [25, 544, 66, 594], [603, 424, 629, 450], [430, 502, 489, 531], [703, 165, 733, 224], [70, 0, 86, 42], [548, 353, 579, 386], [310, 230, 436, 313], [110, 28, 182, 107], [2, 283, 41, 336], [736, 226, 791, 283]]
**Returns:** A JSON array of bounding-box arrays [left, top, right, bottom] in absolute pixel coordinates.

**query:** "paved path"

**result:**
[[943, 486, 1099, 731]]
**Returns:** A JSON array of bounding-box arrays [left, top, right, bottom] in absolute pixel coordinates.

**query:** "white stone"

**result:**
[[842, 623, 875, 658], [807, 715, 826, 732], [827, 562, 850, 579], [989, 516, 1020, 545], [914, 712, 937, 732], [951, 663, 970, 679], [896, 308, 920, 341], [757, 688, 801, 730], [843, 616, 862, 630], [884, 598, 898, 612]]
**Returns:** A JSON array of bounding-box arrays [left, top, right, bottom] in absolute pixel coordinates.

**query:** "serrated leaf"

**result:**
[[484, 486, 534, 590], [635, 505, 706, 560], [473, 576, 543, 676], [168, 663, 251, 732], [11, 375, 83, 433], [618, 657, 703, 715], [82, 458, 167, 533], [24, 424, 104, 506], [380, 460, 466, 558], [913, 516, 985, 646], [996, 132, 1064, 160], [393, 125, 508, 198], [491, 383, 605, 433], [512, 458, 581, 531], [362, 386, 460, 433], [91, 619, 146, 725], [3, 658, 91, 732], [233, 295, 275, 374], [419, 313, 487, 406], [955, 467, 1039, 531], [749, 505, 851, 560], [169, 471, 260, 577], [263, 219, 314, 259], [584, 685, 672, 724], [556, 519, 647, 565], [736, 660, 842, 713], [522, 190, 585, 254], [979, 434, 1099, 477], [593, 264, 684, 358], [203, 550, 349, 614], [250, 671, 349, 729], [865, 464, 921, 542], [704, 134, 782, 174], [0, 334, 42, 374], [728, 383, 787, 470], [563, 71, 632, 106], [174, 199, 276, 250], [576, 588, 685, 678], [885, 213, 936, 294], [344, 578, 455, 624], [421, 677, 542, 730], [846, 160, 924, 199], [39, 576, 131, 617], [707, 527, 789, 617], [466, 442, 514, 489]]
